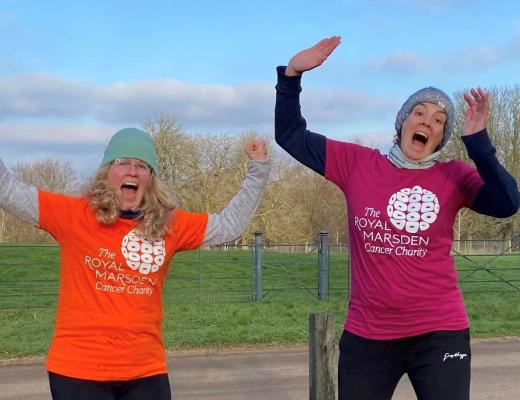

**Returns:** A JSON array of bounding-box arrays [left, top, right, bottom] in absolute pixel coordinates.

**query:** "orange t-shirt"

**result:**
[[38, 190, 208, 381]]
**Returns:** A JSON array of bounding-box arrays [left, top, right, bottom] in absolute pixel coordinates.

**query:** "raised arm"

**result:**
[[275, 36, 341, 175], [202, 139, 270, 246], [461, 89, 520, 217], [0, 158, 39, 225]]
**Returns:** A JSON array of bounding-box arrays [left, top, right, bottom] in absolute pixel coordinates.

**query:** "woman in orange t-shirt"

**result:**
[[0, 127, 270, 400]]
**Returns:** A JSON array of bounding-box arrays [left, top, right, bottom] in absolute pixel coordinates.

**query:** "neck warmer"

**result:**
[[387, 143, 440, 170], [119, 209, 142, 219]]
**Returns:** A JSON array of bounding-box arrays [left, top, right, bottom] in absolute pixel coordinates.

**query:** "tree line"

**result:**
[[1, 86, 520, 245]]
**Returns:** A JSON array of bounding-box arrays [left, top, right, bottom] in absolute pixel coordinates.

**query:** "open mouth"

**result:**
[[121, 182, 138, 193], [412, 132, 428, 145]]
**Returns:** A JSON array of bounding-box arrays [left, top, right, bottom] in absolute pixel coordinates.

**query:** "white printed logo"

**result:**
[[121, 229, 166, 275], [443, 352, 468, 362], [387, 185, 440, 233]]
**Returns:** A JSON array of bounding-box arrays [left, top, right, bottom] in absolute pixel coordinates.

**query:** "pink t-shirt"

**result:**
[[325, 140, 484, 339]]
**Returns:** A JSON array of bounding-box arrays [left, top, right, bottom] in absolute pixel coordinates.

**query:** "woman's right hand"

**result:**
[[285, 36, 341, 77]]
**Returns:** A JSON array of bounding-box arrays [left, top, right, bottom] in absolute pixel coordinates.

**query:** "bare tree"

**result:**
[[1, 159, 79, 243], [143, 114, 200, 208], [14, 159, 78, 193], [444, 86, 520, 247]]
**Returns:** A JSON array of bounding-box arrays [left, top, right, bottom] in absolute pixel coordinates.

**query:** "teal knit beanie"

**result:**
[[100, 128, 157, 171]]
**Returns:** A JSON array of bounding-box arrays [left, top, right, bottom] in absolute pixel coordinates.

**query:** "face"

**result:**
[[106, 158, 153, 210], [400, 102, 447, 161]]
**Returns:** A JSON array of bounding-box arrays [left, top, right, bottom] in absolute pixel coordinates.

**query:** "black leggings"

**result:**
[[338, 329, 471, 400], [48, 372, 171, 400]]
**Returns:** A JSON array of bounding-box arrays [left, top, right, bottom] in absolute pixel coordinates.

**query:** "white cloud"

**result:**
[[363, 35, 520, 75], [0, 73, 94, 118], [443, 36, 520, 71], [366, 52, 429, 74], [94, 80, 276, 130], [0, 122, 113, 143], [302, 88, 395, 123], [0, 74, 395, 138], [0, 74, 399, 174], [0, 133, 106, 177]]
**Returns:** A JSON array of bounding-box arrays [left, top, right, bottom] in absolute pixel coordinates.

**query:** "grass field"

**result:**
[[1, 245, 520, 358]]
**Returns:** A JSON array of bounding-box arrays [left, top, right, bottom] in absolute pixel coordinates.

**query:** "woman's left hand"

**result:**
[[246, 138, 267, 161], [462, 88, 490, 136]]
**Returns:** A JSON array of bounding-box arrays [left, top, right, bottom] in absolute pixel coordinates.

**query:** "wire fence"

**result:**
[[0, 235, 519, 309]]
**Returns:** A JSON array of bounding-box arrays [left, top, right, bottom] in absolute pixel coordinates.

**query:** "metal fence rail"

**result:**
[[0, 234, 519, 309], [450, 237, 520, 293]]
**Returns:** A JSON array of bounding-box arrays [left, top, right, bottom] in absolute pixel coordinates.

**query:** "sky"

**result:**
[[1, 0, 520, 177]]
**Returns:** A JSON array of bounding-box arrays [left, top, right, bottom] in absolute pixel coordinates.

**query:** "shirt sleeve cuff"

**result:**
[[276, 66, 302, 94], [461, 128, 495, 160]]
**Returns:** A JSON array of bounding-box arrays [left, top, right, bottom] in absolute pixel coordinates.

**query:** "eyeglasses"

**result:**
[[113, 158, 152, 174]]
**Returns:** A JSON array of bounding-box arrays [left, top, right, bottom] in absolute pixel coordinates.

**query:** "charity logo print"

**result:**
[[387, 185, 440, 233], [121, 229, 166, 275]]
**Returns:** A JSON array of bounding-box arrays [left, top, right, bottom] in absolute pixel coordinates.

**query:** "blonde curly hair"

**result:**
[[83, 165, 176, 240]]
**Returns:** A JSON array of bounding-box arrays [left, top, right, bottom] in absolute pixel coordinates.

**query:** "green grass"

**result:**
[[0, 245, 519, 358]]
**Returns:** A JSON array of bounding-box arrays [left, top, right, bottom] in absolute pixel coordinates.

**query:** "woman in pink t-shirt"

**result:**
[[275, 37, 519, 400]]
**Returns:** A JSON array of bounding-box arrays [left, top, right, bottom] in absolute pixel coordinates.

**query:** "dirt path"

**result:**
[[1, 340, 519, 399]]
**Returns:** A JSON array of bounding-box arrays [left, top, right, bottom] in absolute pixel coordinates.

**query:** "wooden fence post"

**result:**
[[309, 313, 336, 400]]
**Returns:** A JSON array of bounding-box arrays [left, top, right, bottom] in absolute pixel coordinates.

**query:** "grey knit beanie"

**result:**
[[100, 128, 157, 171], [394, 87, 455, 150]]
